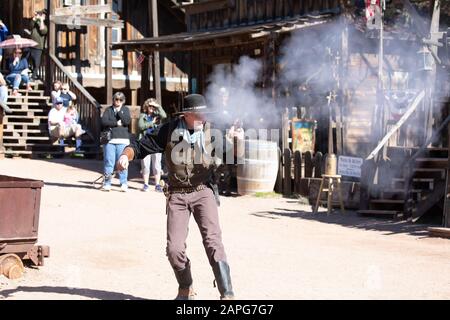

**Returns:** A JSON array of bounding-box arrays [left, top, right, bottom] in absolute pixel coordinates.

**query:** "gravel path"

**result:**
[[0, 158, 449, 300]]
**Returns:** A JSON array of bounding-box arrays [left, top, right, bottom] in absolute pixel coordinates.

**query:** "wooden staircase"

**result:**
[[2, 83, 98, 158], [358, 146, 448, 221]]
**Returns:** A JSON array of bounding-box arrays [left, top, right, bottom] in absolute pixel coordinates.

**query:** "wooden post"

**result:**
[[282, 107, 289, 153], [426, 0, 441, 143], [140, 53, 150, 105], [304, 151, 313, 178], [340, 16, 349, 155], [294, 151, 302, 194], [283, 148, 292, 197], [105, 0, 113, 105], [444, 102, 450, 228], [314, 152, 323, 178], [46, 0, 55, 95], [150, 0, 162, 104], [275, 147, 283, 193]]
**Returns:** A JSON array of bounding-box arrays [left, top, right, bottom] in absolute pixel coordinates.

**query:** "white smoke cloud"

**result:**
[[205, 56, 275, 131], [204, 5, 449, 161]]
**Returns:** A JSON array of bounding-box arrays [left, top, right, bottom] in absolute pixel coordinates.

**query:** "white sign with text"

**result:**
[[338, 156, 363, 178]]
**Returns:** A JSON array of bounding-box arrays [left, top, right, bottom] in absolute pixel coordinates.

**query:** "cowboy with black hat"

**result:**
[[117, 94, 235, 300]]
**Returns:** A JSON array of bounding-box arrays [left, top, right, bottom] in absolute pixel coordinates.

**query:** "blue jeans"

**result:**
[[103, 143, 128, 186], [0, 86, 7, 104], [5, 73, 29, 90]]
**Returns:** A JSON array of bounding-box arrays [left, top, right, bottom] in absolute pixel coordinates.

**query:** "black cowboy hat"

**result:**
[[174, 94, 216, 116]]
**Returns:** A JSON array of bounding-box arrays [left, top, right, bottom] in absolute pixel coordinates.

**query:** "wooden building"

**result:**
[[113, 0, 450, 226], [0, 0, 188, 106]]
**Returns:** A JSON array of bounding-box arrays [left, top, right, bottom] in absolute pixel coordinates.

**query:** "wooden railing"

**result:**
[[360, 90, 425, 210], [402, 109, 450, 219], [38, 53, 102, 149]]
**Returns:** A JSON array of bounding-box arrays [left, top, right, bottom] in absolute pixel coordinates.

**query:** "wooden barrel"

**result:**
[[237, 139, 279, 195]]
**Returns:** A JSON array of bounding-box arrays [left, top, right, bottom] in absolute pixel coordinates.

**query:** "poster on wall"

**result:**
[[338, 156, 363, 178], [291, 118, 316, 153]]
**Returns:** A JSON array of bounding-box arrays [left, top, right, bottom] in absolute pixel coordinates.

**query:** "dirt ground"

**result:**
[[0, 158, 449, 300]]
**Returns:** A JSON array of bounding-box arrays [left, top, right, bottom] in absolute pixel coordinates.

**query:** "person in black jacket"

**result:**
[[101, 92, 131, 192]]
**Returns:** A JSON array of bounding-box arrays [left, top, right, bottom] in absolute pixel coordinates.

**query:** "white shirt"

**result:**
[[48, 106, 67, 131]]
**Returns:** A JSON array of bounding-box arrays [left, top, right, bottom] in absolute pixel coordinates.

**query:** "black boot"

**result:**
[[173, 262, 196, 300], [212, 261, 235, 300]]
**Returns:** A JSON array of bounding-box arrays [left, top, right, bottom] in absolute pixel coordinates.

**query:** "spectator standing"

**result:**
[[101, 92, 131, 192], [6, 48, 32, 96], [138, 98, 167, 192], [28, 9, 47, 81], [0, 18, 9, 65]]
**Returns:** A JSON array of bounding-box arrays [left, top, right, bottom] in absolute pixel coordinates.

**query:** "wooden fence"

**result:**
[[275, 148, 360, 208]]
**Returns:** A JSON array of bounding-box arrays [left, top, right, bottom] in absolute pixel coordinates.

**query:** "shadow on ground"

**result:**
[[0, 286, 148, 300], [251, 207, 440, 237], [36, 158, 141, 178]]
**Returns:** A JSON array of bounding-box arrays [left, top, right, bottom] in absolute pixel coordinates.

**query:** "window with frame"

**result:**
[[111, 0, 123, 59]]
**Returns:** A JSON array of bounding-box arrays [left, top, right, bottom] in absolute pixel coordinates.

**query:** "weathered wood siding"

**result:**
[[185, 0, 340, 32]]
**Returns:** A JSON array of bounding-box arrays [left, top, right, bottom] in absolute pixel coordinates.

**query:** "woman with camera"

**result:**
[[100, 92, 131, 192], [138, 98, 167, 192], [28, 9, 47, 81]]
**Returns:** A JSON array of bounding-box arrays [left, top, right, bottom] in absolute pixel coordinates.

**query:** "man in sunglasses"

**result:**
[[117, 94, 235, 300]]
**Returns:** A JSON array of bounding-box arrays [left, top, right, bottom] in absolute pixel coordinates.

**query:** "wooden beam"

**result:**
[[105, 0, 113, 105], [46, 0, 56, 96], [428, 227, 450, 239], [50, 15, 124, 28], [54, 4, 112, 16], [140, 54, 150, 105], [183, 0, 230, 15], [151, 0, 162, 105]]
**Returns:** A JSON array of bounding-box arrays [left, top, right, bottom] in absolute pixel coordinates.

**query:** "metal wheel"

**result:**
[[0, 254, 24, 279]]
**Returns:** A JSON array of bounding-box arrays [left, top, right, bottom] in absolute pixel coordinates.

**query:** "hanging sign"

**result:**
[[338, 156, 363, 178]]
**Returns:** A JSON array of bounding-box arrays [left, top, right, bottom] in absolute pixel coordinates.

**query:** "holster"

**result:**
[[207, 181, 221, 207]]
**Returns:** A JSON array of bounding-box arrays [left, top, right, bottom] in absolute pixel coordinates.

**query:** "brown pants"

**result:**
[[166, 187, 227, 271]]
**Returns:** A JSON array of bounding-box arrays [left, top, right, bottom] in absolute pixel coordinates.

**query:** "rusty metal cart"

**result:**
[[0, 175, 49, 279]]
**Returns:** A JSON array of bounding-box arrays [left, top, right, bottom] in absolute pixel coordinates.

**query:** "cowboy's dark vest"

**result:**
[[165, 119, 213, 188]]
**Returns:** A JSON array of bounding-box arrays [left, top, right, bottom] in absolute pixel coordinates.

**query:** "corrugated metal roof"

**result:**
[[112, 14, 335, 52]]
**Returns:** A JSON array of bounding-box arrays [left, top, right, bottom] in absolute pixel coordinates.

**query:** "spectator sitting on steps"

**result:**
[[6, 48, 32, 96], [51, 80, 62, 104], [60, 83, 76, 107], [48, 97, 84, 151]]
